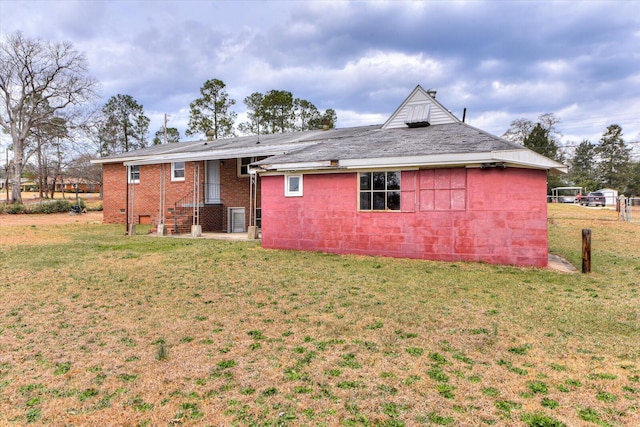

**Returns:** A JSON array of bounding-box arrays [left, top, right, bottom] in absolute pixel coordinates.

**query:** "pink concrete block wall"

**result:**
[[261, 167, 549, 267]]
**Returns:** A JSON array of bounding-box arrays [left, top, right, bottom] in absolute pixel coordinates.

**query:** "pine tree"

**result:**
[[99, 94, 150, 155], [569, 139, 598, 190], [596, 124, 631, 189], [186, 79, 236, 139]]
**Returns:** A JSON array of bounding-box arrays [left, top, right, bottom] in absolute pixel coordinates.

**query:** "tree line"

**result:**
[[98, 79, 338, 156], [502, 114, 640, 196], [0, 32, 337, 204]]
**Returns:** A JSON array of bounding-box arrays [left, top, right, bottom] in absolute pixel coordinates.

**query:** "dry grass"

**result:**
[[0, 204, 639, 426]]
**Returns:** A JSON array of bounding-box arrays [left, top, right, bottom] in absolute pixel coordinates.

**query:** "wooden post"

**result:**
[[582, 229, 591, 273]]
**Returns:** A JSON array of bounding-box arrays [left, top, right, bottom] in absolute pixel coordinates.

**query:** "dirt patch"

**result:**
[[0, 211, 103, 227], [0, 212, 104, 247]]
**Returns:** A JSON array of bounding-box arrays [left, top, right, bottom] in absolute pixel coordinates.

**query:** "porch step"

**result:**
[[166, 212, 194, 234]]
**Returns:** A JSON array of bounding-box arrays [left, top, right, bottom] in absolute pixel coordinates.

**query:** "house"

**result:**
[[55, 177, 101, 194], [93, 85, 566, 267]]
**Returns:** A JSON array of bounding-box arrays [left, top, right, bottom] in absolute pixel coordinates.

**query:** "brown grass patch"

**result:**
[[0, 204, 639, 425]]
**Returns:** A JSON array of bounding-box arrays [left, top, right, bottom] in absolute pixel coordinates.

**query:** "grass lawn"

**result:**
[[0, 204, 638, 426]]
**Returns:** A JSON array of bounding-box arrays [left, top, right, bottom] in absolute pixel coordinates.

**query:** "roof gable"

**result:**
[[382, 85, 460, 129]]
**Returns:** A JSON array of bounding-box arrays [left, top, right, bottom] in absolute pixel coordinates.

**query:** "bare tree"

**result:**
[[0, 32, 98, 204], [502, 113, 561, 145]]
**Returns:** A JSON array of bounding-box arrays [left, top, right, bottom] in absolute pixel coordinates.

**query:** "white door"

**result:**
[[206, 160, 221, 203]]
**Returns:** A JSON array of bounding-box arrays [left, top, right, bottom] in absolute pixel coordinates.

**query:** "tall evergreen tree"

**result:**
[[186, 79, 236, 139], [239, 91, 338, 135], [569, 139, 598, 190], [295, 98, 320, 131], [263, 90, 295, 134], [522, 122, 565, 192], [238, 92, 265, 135], [523, 123, 563, 162], [596, 124, 631, 189], [99, 94, 150, 154], [625, 160, 640, 196]]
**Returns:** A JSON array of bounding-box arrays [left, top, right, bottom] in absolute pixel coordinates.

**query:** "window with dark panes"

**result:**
[[359, 171, 401, 211], [238, 157, 254, 176]]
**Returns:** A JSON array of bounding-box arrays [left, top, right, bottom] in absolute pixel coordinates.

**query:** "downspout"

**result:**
[[159, 163, 165, 225], [125, 165, 130, 235], [130, 174, 136, 235]]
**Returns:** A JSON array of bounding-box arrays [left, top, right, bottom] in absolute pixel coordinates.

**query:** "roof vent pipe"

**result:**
[[427, 89, 437, 98]]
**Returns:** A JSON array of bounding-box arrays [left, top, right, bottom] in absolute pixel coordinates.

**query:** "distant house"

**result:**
[[92, 85, 566, 267], [55, 177, 101, 194]]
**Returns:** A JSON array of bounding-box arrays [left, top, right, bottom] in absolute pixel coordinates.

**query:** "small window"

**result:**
[[171, 162, 185, 181], [359, 171, 400, 211], [128, 165, 140, 184], [285, 174, 303, 197], [238, 157, 255, 177]]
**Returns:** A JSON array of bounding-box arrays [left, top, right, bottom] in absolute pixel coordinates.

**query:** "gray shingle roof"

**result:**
[[254, 122, 524, 165], [96, 125, 380, 162]]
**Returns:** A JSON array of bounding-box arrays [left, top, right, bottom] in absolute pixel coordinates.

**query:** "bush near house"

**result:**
[[0, 199, 103, 215]]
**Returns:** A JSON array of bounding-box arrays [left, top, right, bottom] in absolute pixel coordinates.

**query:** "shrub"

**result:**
[[28, 200, 73, 214], [5, 203, 25, 214]]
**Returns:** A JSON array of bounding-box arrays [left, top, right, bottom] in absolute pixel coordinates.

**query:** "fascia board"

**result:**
[[91, 156, 149, 165], [339, 152, 490, 168], [260, 150, 567, 174], [255, 161, 333, 172], [491, 150, 568, 174]]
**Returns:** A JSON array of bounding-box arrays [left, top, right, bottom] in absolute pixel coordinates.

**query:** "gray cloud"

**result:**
[[1, 0, 639, 150]]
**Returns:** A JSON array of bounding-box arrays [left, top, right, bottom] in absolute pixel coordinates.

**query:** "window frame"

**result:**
[[284, 174, 303, 197], [171, 161, 185, 182], [358, 171, 401, 211], [128, 165, 140, 184], [237, 157, 255, 177]]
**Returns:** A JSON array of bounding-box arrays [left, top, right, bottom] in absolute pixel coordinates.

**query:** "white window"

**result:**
[[171, 162, 185, 181], [285, 174, 303, 197], [128, 165, 140, 184]]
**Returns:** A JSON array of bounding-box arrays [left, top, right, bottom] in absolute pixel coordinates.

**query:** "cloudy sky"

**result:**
[[1, 0, 639, 157]]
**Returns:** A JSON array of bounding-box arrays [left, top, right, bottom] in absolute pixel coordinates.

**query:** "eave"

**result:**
[[256, 150, 568, 175]]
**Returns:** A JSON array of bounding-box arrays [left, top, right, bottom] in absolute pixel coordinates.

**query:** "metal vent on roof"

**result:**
[[404, 103, 431, 128]]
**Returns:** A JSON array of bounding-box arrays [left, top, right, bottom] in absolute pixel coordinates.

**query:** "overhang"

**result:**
[[255, 149, 568, 175], [113, 141, 319, 167]]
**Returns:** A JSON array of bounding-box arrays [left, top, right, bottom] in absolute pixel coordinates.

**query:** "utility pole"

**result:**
[[164, 113, 168, 144]]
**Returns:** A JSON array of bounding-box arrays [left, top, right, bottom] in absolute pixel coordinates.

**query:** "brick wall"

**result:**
[[219, 158, 261, 231], [101, 159, 260, 232], [260, 167, 549, 267]]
